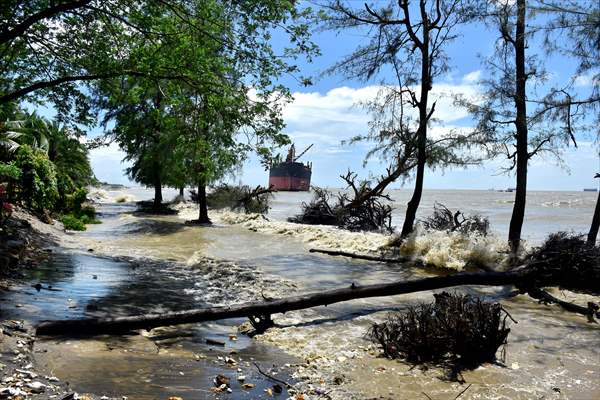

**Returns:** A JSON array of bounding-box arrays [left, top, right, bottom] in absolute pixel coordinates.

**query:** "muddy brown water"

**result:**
[[1, 192, 600, 399], [0, 250, 299, 399]]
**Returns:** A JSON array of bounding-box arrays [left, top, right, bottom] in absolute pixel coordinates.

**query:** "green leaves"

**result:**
[[93, 1, 314, 193]]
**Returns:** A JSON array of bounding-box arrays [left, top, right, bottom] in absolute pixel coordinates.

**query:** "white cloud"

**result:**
[[574, 73, 597, 88], [281, 71, 483, 151], [89, 71, 494, 187], [462, 70, 482, 84]]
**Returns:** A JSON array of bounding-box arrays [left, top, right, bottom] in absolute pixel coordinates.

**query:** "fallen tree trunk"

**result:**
[[309, 248, 495, 272], [526, 287, 600, 321], [37, 270, 530, 336], [309, 248, 411, 263]]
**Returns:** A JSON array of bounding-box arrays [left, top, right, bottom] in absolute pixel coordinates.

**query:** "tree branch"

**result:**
[[0, 0, 93, 45], [0, 70, 196, 105]]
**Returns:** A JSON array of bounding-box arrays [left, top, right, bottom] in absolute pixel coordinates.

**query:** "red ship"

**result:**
[[269, 144, 312, 191]]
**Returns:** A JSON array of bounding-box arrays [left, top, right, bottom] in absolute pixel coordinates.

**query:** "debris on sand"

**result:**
[[367, 292, 512, 379]]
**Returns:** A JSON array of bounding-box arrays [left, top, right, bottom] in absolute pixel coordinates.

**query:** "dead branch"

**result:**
[[37, 270, 526, 336], [309, 248, 410, 263], [420, 202, 490, 236], [368, 293, 510, 378], [288, 171, 394, 232]]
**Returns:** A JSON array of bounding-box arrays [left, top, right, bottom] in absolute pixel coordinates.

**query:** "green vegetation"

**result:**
[[0, 0, 596, 244], [60, 214, 86, 231], [0, 106, 98, 229], [93, 0, 315, 222], [205, 184, 273, 214]]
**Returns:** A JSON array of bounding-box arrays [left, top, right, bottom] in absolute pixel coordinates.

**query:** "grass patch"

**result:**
[[60, 205, 101, 231]]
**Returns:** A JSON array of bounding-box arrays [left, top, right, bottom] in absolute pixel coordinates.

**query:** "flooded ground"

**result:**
[[1, 188, 599, 399], [1, 245, 300, 398]]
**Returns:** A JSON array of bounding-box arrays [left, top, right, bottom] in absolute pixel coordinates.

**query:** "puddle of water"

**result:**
[[35, 333, 297, 400]]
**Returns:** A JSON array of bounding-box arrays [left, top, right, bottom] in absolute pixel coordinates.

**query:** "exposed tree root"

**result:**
[[367, 292, 511, 378], [288, 171, 394, 232]]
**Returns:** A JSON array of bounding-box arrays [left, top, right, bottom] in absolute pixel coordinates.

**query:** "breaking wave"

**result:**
[[394, 228, 510, 271], [176, 203, 510, 271], [88, 188, 137, 204]]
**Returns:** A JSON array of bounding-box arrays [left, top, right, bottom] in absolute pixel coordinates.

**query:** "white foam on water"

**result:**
[[176, 203, 512, 271], [396, 228, 510, 271], [176, 203, 389, 253]]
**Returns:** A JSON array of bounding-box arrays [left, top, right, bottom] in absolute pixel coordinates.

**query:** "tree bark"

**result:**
[[309, 248, 410, 263], [588, 190, 600, 245], [153, 173, 162, 210], [36, 270, 526, 336], [197, 182, 210, 223], [508, 0, 529, 253], [400, 14, 430, 239]]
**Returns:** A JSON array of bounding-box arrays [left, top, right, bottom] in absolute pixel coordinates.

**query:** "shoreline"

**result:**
[[0, 209, 98, 398], [2, 202, 599, 399]]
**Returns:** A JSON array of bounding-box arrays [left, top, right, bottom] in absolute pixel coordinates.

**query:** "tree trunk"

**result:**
[[36, 266, 600, 337], [36, 270, 525, 336], [588, 191, 600, 245], [197, 182, 210, 223], [400, 21, 430, 238], [153, 173, 162, 210], [400, 150, 426, 237], [508, 0, 529, 253], [309, 248, 411, 263], [179, 187, 184, 197]]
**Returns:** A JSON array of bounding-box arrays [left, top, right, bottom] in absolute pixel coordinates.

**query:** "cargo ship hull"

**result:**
[[269, 162, 311, 191]]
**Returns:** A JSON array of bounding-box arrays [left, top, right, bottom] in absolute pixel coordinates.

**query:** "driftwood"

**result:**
[[35, 266, 600, 337], [37, 271, 525, 336], [309, 248, 495, 273], [309, 248, 410, 263], [526, 287, 599, 322]]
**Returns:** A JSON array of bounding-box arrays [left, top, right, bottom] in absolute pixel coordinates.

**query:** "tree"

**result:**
[[466, 0, 593, 252], [0, 106, 94, 212], [96, 0, 313, 217], [1, 0, 165, 118], [323, 0, 482, 238], [1, 0, 316, 127], [589, 173, 600, 246], [100, 79, 178, 210]]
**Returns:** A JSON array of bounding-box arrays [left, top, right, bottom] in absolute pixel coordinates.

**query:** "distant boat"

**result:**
[[583, 188, 598, 192], [497, 188, 516, 193], [268, 144, 312, 191]]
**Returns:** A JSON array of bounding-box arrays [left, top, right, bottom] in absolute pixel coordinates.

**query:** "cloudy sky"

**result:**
[[89, 3, 598, 190]]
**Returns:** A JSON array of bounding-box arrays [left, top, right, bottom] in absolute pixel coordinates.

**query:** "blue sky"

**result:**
[[88, 3, 598, 190]]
